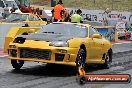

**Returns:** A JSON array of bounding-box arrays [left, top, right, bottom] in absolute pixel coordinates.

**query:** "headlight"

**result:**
[[49, 41, 69, 47]]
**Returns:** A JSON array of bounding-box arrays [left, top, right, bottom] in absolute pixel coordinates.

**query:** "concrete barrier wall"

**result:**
[[68, 8, 132, 26], [0, 21, 46, 50], [0, 23, 22, 49], [3, 27, 40, 53]]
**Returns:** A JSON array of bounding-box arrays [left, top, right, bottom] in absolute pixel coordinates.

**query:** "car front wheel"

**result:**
[[11, 60, 24, 70], [76, 49, 86, 71]]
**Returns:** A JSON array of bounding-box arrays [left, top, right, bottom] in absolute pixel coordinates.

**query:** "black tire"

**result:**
[[102, 52, 112, 69], [11, 60, 24, 70], [76, 76, 86, 85], [76, 49, 86, 72], [46, 63, 56, 67]]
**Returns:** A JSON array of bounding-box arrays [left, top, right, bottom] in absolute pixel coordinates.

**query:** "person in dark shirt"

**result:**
[[63, 9, 70, 22]]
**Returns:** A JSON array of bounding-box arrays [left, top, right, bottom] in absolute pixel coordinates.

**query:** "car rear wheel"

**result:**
[[102, 52, 112, 69], [76, 49, 86, 73], [11, 60, 24, 70]]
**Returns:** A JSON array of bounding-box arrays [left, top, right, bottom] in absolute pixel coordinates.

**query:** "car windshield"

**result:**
[[4, 13, 28, 22], [37, 24, 88, 37]]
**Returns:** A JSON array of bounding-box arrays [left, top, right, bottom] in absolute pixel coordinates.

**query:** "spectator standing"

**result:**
[[51, 0, 64, 22], [63, 9, 70, 22], [70, 9, 83, 23], [36, 8, 41, 16]]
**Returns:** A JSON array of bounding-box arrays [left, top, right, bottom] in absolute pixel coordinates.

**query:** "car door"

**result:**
[[89, 26, 104, 61], [86, 26, 96, 61], [93, 36, 104, 60]]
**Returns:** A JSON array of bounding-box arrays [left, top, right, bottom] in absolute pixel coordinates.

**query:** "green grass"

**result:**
[[30, 0, 132, 11]]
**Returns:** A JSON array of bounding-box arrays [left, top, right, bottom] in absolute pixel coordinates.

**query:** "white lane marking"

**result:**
[[112, 41, 132, 45], [0, 55, 8, 58]]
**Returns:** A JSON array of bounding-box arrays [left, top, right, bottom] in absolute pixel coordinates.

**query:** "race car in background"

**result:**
[[1, 12, 46, 25], [8, 22, 112, 70], [1, 12, 46, 53]]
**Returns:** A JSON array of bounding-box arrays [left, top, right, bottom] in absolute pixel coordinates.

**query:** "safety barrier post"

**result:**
[[115, 31, 118, 42]]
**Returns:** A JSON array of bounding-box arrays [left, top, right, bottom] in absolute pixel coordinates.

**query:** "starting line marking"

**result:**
[[112, 41, 132, 45]]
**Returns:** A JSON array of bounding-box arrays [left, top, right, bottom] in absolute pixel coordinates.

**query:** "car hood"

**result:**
[[18, 33, 77, 42]]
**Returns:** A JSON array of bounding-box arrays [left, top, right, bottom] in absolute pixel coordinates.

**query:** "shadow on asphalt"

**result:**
[[10, 64, 103, 77]]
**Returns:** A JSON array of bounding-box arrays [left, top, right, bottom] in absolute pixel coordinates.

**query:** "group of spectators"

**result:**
[[3, 0, 83, 23], [51, 0, 83, 23], [17, 0, 83, 23], [20, 5, 41, 15]]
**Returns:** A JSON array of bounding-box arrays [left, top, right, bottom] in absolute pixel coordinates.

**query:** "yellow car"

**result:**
[[8, 22, 112, 70]]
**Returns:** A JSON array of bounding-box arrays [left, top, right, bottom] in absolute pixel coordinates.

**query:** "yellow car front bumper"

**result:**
[[8, 47, 79, 66]]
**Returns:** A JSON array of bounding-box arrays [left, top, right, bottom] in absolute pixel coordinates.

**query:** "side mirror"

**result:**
[[92, 34, 101, 39]]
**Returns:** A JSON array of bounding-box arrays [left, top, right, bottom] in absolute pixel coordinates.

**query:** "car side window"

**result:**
[[89, 26, 99, 38]]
